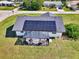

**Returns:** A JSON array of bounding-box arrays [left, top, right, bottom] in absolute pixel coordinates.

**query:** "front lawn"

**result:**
[[0, 6, 16, 10], [0, 14, 79, 59]]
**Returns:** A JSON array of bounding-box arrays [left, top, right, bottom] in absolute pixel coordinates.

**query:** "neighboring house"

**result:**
[[43, 1, 62, 8], [5, 0, 22, 2], [12, 12, 65, 45], [67, 1, 79, 10], [0, 1, 15, 6]]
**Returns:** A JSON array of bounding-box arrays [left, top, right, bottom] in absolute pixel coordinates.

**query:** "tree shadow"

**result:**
[[5, 25, 17, 38], [15, 37, 28, 45]]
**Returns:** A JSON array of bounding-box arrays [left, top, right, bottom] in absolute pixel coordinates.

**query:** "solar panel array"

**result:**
[[23, 20, 56, 32]]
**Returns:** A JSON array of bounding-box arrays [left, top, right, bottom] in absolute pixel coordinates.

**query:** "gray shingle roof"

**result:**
[[55, 17, 65, 33], [13, 17, 25, 31], [12, 12, 65, 33], [41, 12, 54, 16]]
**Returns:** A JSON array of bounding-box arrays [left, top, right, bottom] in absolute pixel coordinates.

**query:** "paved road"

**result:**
[[0, 10, 79, 22], [0, 7, 19, 22], [0, 11, 13, 22]]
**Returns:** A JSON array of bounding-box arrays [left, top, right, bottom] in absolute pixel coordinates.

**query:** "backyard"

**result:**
[[0, 14, 79, 59]]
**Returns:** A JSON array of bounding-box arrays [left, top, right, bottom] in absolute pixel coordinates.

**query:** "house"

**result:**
[[67, 1, 79, 10], [0, 1, 15, 6], [12, 12, 65, 45], [4, 0, 22, 3], [43, 1, 62, 8]]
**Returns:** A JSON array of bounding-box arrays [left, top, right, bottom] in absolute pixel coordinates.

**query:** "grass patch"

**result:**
[[40, 7, 57, 11], [0, 6, 16, 10], [0, 14, 79, 59], [56, 14, 79, 25]]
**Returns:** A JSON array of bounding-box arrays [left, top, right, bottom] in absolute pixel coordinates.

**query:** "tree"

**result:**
[[23, 0, 31, 10], [23, 0, 41, 10], [37, 0, 44, 5], [65, 24, 79, 40], [31, 2, 41, 10], [61, 0, 67, 7]]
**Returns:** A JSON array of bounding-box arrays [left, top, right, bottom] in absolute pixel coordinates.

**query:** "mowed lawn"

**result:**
[[0, 6, 16, 10], [0, 14, 79, 59]]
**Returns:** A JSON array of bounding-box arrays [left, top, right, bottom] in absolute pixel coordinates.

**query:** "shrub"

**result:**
[[65, 24, 79, 40]]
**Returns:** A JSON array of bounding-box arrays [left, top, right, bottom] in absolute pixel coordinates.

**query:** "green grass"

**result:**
[[0, 6, 16, 10], [40, 7, 57, 11], [0, 14, 79, 59], [56, 14, 79, 25]]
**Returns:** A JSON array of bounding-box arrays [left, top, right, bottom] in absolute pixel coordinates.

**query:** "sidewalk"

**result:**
[[16, 11, 79, 14]]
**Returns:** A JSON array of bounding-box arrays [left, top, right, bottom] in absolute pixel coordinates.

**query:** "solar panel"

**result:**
[[23, 20, 56, 32]]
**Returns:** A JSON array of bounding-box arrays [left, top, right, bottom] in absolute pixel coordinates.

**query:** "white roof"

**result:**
[[67, 1, 79, 5], [44, 1, 62, 6], [0, 1, 14, 4]]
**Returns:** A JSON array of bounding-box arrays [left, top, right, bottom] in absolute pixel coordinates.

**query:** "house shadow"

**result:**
[[5, 25, 17, 38], [5, 25, 49, 46]]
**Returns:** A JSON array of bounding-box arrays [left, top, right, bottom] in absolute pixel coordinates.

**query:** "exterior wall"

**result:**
[[16, 31, 62, 38], [49, 32, 62, 38], [0, 1, 15, 6], [16, 31, 25, 36]]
